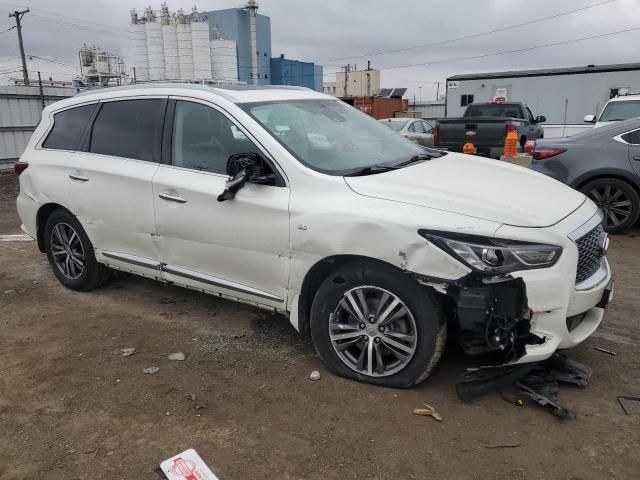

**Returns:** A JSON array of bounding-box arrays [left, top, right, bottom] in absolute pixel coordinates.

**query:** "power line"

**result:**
[[0, 24, 15, 33], [27, 14, 132, 39], [27, 55, 79, 69], [377, 24, 640, 71], [321, 0, 619, 63]]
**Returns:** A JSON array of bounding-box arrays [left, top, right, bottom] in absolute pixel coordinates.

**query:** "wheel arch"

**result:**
[[296, 254, 412, 337], [36, 203, 71, 252], [572, 170, 640, 195]]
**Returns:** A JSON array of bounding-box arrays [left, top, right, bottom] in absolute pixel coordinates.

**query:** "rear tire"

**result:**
[[310, 260, 446, 388], [580, 178, 640, 233], [44, 209, 110, 291]]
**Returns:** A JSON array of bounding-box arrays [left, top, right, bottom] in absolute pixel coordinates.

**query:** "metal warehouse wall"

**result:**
[[445, 69, 640, 123], [0, 85, 75, 164]]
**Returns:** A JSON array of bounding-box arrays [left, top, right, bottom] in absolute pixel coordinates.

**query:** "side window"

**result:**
[[42, 104, 96, 151], [89, 99, 164, 162], [526, 107, 535, 122], [407, 122, 416, 133], [621, 129, 640, 144], [171, 101, 261, 174], [422, 120, 433, 133], [461, 94, 474, 107]]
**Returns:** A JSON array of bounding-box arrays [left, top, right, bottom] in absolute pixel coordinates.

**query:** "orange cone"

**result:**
[[504, 129, 518, 157]]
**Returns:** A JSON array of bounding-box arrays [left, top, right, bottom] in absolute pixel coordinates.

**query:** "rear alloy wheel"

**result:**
[[310, 260, 446, 388], [44, 209, 110, 291], [581, 178, 640, 233]]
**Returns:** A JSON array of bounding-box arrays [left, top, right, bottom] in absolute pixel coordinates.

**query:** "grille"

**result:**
[[575, 224, 604, 284]]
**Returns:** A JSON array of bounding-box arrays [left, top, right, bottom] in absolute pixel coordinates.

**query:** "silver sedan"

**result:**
[[379, 118, 434, 147]]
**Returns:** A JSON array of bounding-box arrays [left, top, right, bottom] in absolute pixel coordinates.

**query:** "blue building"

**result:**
[[199, 7, 272, 85], [270, 54, 323, 91]]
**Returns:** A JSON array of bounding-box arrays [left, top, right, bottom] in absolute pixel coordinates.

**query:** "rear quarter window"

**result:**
[[42, 104, 97, 151]]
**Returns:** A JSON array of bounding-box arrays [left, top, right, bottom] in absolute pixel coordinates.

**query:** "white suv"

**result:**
[[585, 94, 640, 128], [15, 84, 614, 387]]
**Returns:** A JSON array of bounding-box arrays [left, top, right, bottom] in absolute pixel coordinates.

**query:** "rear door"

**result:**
[[152, 97, 290, 308], [623, 128, 640, 177], [65, 97, 166, 274]]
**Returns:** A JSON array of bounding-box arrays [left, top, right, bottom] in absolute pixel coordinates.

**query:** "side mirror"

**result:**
[[583, 114, 596, 123], [217, 153, 275, 202], [535, 115, 546, 124]]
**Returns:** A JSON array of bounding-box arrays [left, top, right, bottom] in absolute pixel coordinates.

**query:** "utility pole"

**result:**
[[8, 9, 30, 86], [37, 71, 44, 109], [436, 82, 441, 101], [343, 64, 350, 97]]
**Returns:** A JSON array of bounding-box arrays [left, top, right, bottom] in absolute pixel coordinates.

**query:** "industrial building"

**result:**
[[130, 4, 239, 84], [77, 45, 126, 87], [270, 54, 323, 91], [445, 62, 640, 124], [335, 66, 380, 97], [199, 1, 270, 85]]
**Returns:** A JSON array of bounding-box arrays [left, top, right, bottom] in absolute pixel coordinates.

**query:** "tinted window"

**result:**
[[43, 104, 96, 151], [621, 129, 640, 144], [172, 101, 261, 174], [421, 120, 433, 133], [90, 99, 164, 162], [464, 103, 524, 118]]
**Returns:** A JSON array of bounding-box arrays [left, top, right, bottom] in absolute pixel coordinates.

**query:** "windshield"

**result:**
[[464, 103, 524, 118], [379, 119, 407, 131], [241, 99, 429, 175], [599, 100, 640, 122]]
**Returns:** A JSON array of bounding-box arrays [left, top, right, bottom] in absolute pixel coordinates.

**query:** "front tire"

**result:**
[[580, 178, 640, 233], [310, 260, 446, 388], [44, 209, 110, 291]]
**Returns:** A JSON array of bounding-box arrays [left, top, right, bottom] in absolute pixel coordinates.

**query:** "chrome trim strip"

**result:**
[[567, 211, 603, 242], [162, 264, 284, 303], [575, 257, 610, 291], [102, 251, 161, 270]]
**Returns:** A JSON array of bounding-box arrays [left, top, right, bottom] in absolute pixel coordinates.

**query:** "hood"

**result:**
[[344, 153, 585, 228]]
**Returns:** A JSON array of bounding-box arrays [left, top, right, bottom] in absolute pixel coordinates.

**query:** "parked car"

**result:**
[[15, 84, 613, 388], [379, 118, 434, 147], [584, 94, 640, 128], [530, 118, 640, 233], [435, 102, 546, 158]]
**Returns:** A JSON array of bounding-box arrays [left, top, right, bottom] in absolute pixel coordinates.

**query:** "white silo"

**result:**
[[162, 22, 179, 80], [211, 38, 238, 83], [130, 9, 149, 82], [176, 10, 193, 81], [145, 9, 165, 81], [191, 8, 212, 81]]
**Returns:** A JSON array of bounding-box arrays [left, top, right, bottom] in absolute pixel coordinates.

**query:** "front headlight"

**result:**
[[419, 230, 562, 273]]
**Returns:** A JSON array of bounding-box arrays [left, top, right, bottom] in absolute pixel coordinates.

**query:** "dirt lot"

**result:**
[[1, 169, 639, 479]]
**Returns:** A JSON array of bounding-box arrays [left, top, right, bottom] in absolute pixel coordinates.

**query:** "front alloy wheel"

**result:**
[[310, 260, 446, 388], [329, 286, 417, 377]]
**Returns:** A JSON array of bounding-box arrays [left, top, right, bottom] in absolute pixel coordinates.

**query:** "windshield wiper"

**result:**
[[393, 151, 443, 168], [344, 164, 399, 177]]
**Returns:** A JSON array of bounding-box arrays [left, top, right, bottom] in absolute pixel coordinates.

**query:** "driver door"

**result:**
[[152, 98, 290, 307]]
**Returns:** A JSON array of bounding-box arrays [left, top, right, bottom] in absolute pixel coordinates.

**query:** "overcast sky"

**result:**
[[1, 0, 640, 99]]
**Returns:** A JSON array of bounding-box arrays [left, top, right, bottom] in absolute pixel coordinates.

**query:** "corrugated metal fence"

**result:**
[[0, 85, 75, 165]]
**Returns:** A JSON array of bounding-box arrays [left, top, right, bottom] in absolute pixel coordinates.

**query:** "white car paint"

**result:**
[[586, 94, 640, 128], [16, 84, 612, 372]]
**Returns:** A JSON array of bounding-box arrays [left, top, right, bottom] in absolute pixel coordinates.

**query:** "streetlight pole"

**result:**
[[8, 9, 30, 86]]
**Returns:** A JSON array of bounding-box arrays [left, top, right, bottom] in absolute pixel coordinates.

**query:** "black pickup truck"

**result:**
[[434, 102, 546, 158]]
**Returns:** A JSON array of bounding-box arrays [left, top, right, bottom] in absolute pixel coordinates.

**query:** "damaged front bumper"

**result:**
[[416, 206, 613, 366]]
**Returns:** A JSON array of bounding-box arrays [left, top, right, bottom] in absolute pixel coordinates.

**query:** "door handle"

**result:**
[[158, 192, 187, 204], [632, 156, 640, 161], [69, 173, 89, 182]]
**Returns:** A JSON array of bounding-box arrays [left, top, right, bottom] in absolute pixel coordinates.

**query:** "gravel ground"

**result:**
[[1, 171, 639, 480]]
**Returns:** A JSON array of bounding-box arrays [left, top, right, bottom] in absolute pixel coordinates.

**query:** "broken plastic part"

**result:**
[[452, 275, 530, 361]]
